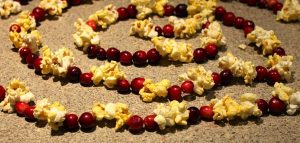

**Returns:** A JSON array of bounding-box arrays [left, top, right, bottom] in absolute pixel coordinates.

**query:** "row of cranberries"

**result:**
[[238, 0, 283, 14]]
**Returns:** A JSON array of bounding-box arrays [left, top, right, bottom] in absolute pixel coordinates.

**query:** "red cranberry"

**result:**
[[30, 7, 45, 21], [247, 0, 257, 6], [147, 48, 161, 65], [24, 106, 35, 120], [243, 26, 254, 37], [162, 24, 174, 38], [257, 0, 267, 8], [199, 106, 214, 120], [106, 47, 120, 61], [80, 73, 93, 86], [96, 47, 106, 60], [144, 114, 158, 131], [193, 48, 207, 63], [181, 80, 194, 93], [267, 69, 281, 85], [86, 20, 97, 31], [79, 112, 96, 129], [19, 47, 32, 59], [187, 107, 200, 124], [273, 47, 286, 56], [120, 51, 133, 65], [127, 115, 144, 132], [269, 97, 286, 115], [255, 66, 268, 81], [117, 7, 129, 20], [117, 79, 131, 93], [0, 85, 6, 101], [15, 102, 29, 115], [33, 58, 42, 72], [133, 50, 147, 66], [222, 12, 236, 26], [87, 45, 99, 58], [234, 17, 245, 29], [202, 21, 210, 29], [212, 72, 221, 86], [256, 99, 269, 114], [243, 20, 255, 29], [131, 77, 145, 93], [215, 6, 226, 20], [9, 24, 21, 33], [67, 66, 82, 83], [168, 85, 182, 101], [127, 4, 137, 18], [220, 69, 233, 85], [26, 53, 38, 67], [70, 0, 81, 5], [205, 44, 218, 58], [64, 113, 79, 130], [175, 4, 188, 17], [154, 26, 163, 36], [267, 0, 278, 9], [164, 4, 174, 16]]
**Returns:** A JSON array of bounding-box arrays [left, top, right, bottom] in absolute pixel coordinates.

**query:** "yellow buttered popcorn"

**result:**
[[14, 11, 36, 31], [276, 0, 300, 22], [139, 79, 170, 102], [151, 36, 193, 62], [34, 98, 50, 121], [287, 91, 300, 115], [0, 0, 21, 18], [131, 0, 168, 19], [0, 79, 35, 113], [153, 101, 189, 130], [193, 8, 215, 25], [88, 4, 118, 29], [168, 16, 200, 38], [39, 0, 68, 16], [92, 102, 131, 130], [90, 61, 126, 88], [129, 18, 158, 38], [9, 30, 42, 53], [199, 21, 226, 48], [219, 52, 257, 84], [272, 82, 294, 103], [187, 0, 217, 16], [247, 26, 281, 55], [179, 66, 214, 95], [266, 54, 294, 81], [73, 18, 100, 52]]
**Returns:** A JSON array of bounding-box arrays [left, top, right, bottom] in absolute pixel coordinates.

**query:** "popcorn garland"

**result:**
[[0, 0, 22, 18]]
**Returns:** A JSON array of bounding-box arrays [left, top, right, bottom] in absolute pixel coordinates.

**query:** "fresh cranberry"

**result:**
[[70, 0, 81, 5], [205, 44, 218, 58], [257, 0, 267, 8], [86, 20, 97, 31], [168, 85, 182, 101], [234, 17, 245, 29], [147, 48, 161, 65], [215, 6, 226, 20], [154, 26, 163, 36], [199, 106, 214, 120], [162, 24, 174, 38], [133, 50, 147, 66], [79, 112, 96, 129], [120, 51, 133, 65], [222, 12, 236, 26], [243, 20, 255, 29], [269, 97, 286, 115], [220, 69, 233, 85], [33, 58, 42, 72], [256, 99, 269, 114], [212, 72, 221, 86], [175, 4, 188, 17], [127, 115, 144, 132], [67, 66, 82, 83], [106, 47, 120, 61], [15, 102, 29, 115], [247, 0, 257, 6], [202, 21, 210, 29], [267, 69, 281, 85], [273, 47, 286, 56], [117, 79, 131, 93], [243, 26, 254, 37], [267, 0, 278, 9], [19, 47, 32, 59], [187, 107, 200, 124], [193, 48, 207, 63], [9, 24, 21, 33], [127, 4, 137, 18], [87, 45, 99, 58], [144, 115, 158, 131], [80, 73, 93, 86], [96, 47, 106, 60], [164, 4, 174, 16], [26, 53, 38, 67], [181, 80, 194, 93], [131, 77, 145, 93], [255, 66, 268, 81], [30, 7, 45, 21], [24, 106, 35, 120], [0, 85, 6, 101], [64, 113, 79, 130], [117, 7, 129, 20]]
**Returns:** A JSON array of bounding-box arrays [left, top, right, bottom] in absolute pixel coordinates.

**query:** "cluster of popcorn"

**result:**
[[219, 52, 257, 84], [0, 79, 35, 113], [130, 0, 168, 19], [151, 36, 193, 62], [73, 18, 100, 52], [153, 100, 189, 130], [139, 79, 170, 102], [246, 26, 281, 55], [210, 93, 262, 120], [187, 0, 217, 16], [199, 21, 226, 48], [88, 4, 118, 29], [15, 11, 36, 31], [39, 46, 75, 77], [276, 0, 300, 22], [129, 18, 158, 38], [34, 98, 67, 130], [178, 66, 215, 95], [39, 0, 68, 16], [266, 53, 294, 81], [90, 61, 126, 88], [0, 0, 21, 18], [92, 102, 131, 130]]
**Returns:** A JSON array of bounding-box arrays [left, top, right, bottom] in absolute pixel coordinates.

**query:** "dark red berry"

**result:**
[[87, 45, 98, 58], [187, 107, 200, 124], [175, 4, 188, 17], [272, 2, 283, 13], [220, 69, 233, 85], [120, 51, 133, 65], [273, 47, 286, 56], [30, 7, 45, 21], [117, 79, 131, 93], [154, 26, 163, 36], [257, 0, 267, 8], [9, 24, 21, 33], [79, 112, 96, 129], [234, 17, 245, 29], [256, 99, 269, 114], [96, 47, 106, 60], [199, 106, 214, 120], [181, 80, 194, 93], [64, 113, 79, 130], [26, 53, 38, 67], [33, 58, 42, 72], [212, 72, 221, 86], [164, 4, 174, 16], [133, 50, 147, 66], [117, 7, 129, 20], [24, 106, 35, 120], [106, 47, 120, 61], [193, 48, 207, 63], [127, 115, 144, 132], [162, 24, 174, 38], [15, 102, 29, 115], [0, 85, 5, 101], [267, 0, 278, 9], [222, 12, 236, 26], [127, 4, 137, 18], [243, 26, 254, 37], [205, 44, 218, 58], [215, 6, 226, 20], [144, 114, 158, 131], [202, 21, 210, 29], [19, 47, 32, 59], [147, 48, 161, 65], [247, 0, 257, 6], [267, 69, 281, 85], [243, 20, 255, 29], [70, 0, 81, 5], [67, 66, 82, 83], [256, 66, 268, 81], [80, 73, 93, 86], [269, 97, 286, 115], [168, 85, 182, 101], [131, 77, 145, 93], [86, 20, 97, 31]]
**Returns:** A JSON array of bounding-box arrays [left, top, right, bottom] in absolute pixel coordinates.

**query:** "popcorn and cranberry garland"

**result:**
[[0, 0, 22, 18]]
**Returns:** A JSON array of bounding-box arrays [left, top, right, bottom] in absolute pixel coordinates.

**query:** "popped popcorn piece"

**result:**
[[129, 18, 158, 38], [219, 52, 257, 84], [187, 0, 217, 16], [287, 91, 300, 115], [73, 18, 100, 52], [246, 26, 281, 55], [210, 94, 262, 121], [178, 66, 214, 95], [153, 101, 189, 130], [151, 36, 193, 62], [34, 99, 67, 130], [13, 11, 36, 31], [238, 44, 247, 50], [90, 61, 126, 88], [9, 30, 42, 53], [88, 4, 118, 29], [271, 82, 294, 103], [92, 102, 131, 130], [39, 0, 68, 16], [139, 79, 170, 102], [168, 16, 200, 38], [199, 21, 226, 48], [266, 54, 294, 81], [0, 0, 21, 18], [276, 0, 300, 22], [192, 8, 215, 25], [0, 79, 34, 113], [131, 0, 168, 19]]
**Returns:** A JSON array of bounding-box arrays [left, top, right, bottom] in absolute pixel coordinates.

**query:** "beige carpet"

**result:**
[[0, 0, 299, 142]]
